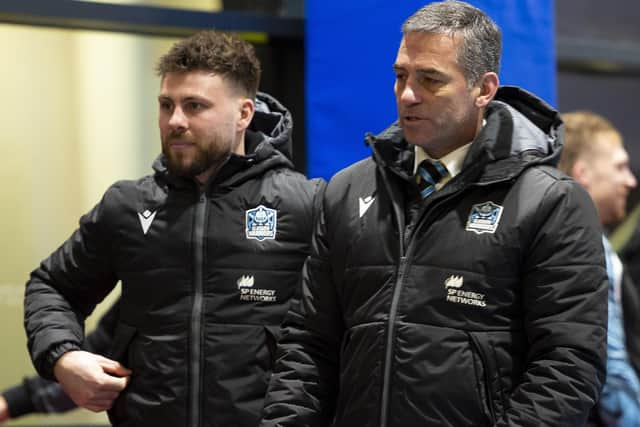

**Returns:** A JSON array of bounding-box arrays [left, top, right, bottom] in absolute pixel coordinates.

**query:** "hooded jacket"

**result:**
[[261, 87, 607, 427], [24, 93, 323, 427]]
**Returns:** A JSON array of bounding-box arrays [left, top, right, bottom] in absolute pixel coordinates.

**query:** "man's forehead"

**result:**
[[395, 32, 461, 61], [592, 130, 624, 152], [399, 31, 462, 47], [582, 133, 627, 163]]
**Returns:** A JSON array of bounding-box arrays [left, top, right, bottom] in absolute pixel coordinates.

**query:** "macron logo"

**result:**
[[137, 210, 157, 235], [359, 195, 375, 218]]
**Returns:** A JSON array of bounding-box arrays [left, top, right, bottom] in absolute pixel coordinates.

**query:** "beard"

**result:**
[[162, 133, 232, 179]]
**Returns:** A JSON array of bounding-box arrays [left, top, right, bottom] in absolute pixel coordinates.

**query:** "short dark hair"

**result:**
[[156, 30, 261, 98], [402, 0, 501, 86]]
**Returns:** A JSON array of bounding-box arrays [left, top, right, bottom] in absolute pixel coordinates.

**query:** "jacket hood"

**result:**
[[248, 91, 294, 161], [152, 91, 295, 190], [470, 85, 563, 167], [368, 85, 564, 183]]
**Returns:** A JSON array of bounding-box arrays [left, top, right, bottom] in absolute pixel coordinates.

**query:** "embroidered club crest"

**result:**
[[465, 201, 503, 234], [245, 205, 277, 241]]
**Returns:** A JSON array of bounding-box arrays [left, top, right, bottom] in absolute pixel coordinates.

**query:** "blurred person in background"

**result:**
[[559, 110, 640, 427], [610, 204, 640, 379]]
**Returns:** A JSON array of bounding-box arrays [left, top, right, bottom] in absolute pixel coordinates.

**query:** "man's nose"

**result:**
[[627, 170, 637, 189], [399, 81, 421, 104], [168, 107, 187, 129]]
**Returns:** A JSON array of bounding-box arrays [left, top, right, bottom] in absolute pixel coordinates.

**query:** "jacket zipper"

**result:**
[[189, 193, 207, 427], [380, 255, 408, 427], [378, 188, 465, 427]]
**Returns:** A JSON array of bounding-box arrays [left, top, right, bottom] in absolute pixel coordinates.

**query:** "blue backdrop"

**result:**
[[306, 0, 556, 179]]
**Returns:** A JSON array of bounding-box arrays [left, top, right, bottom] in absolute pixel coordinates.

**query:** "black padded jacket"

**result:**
[[25, 93, 323, 427], [261, 87, 607, 427]]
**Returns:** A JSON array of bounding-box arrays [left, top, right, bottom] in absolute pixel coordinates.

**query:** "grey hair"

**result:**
[[402, 0, 501, 86]]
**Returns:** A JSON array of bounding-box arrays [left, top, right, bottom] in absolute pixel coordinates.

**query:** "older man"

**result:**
[[260, 1, 607, 426]]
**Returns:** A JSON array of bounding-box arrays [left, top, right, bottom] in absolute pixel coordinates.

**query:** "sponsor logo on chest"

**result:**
[[444, 275, 487, 308], [237, 275, 278, 303]]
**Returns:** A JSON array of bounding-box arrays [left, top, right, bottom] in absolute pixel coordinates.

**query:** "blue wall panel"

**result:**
[[306, 0, 555, 179]]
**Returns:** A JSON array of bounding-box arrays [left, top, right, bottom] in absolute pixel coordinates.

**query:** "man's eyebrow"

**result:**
[[157, 95, 210, 103], [416, 68, 447, 79], [183, 96, 210, 103], [392, 65, 447, 79]]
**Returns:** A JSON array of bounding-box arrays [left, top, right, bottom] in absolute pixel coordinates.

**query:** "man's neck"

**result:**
[[196, 135, 246, 186]]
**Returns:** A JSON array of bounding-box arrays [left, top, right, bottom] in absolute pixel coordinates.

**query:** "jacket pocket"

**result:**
[[109, 322, 137, 366], [468, 332, 497, 424], [339, 328, 352, 358], [264, 324, 283, 367]]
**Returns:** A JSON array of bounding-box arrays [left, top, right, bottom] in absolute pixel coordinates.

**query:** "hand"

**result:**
[[0, 395, 9, 423], [54, 350, 131, 412]]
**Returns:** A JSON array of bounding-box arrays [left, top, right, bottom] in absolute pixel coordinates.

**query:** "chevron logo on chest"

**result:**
[[359, 195, 376, 218], [137, 209, 157, 235]]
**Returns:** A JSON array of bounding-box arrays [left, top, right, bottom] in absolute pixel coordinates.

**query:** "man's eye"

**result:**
[[186, 102, 204, 112], [159, 102, 172, 111]]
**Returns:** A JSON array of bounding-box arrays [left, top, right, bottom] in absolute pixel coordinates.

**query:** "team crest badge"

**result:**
[[465, 201, 503, 234], [245, 205, 277, 241]]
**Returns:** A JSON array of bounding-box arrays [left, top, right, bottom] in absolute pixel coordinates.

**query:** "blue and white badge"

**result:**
[[245, 205, 277, 241], [465, 201, 503, 234]]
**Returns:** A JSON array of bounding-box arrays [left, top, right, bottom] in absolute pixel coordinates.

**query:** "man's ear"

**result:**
[[571, 159, 592, 189], [237, 98, 255, 132], [474, 72, 499, 108]]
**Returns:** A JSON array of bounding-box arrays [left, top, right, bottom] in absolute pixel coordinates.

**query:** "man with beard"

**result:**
[[559, 111, 640, 427], [260, 1, 607, 426], [24, 30, 322, 427]]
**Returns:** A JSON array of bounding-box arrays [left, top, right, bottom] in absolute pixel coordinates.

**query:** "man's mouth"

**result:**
[[169, 140, 193, 148]]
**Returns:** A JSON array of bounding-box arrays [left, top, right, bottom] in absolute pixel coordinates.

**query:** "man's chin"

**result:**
[[401, 128, 429, 146], [404, 137, 431, 149], [165, 159, 200, 178]]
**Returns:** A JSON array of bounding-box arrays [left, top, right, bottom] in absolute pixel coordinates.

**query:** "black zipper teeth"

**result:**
[[189, 193, 206, 427], [380, 255, 408, 427]]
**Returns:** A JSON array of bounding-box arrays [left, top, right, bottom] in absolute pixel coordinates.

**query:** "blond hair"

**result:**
[[558, 110, 621, 174]]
